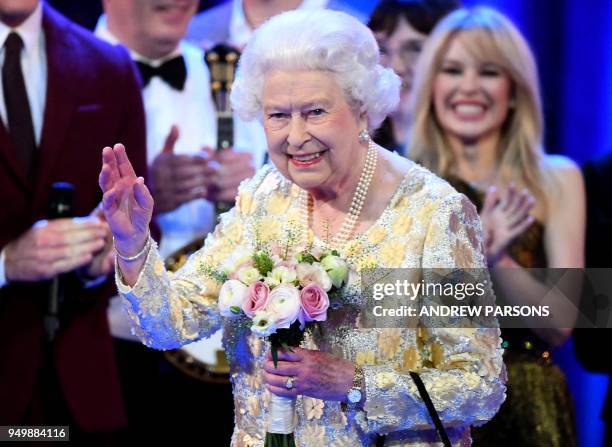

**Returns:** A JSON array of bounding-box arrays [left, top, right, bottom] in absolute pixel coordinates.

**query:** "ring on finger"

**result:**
[[285, 376, 295, 390]]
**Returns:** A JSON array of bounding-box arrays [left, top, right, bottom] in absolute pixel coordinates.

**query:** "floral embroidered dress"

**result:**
[[116, 161, 506, 447]]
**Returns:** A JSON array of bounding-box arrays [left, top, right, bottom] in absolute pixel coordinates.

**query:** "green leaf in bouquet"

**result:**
[[296, 251, 317, 264], [271, 344, 279, 368], [328, 288, 342, 302], [253, 250, 274, 276], [320, 249, 340, 260], [268, 321, 305, 368], [230, 305, 241, 315]]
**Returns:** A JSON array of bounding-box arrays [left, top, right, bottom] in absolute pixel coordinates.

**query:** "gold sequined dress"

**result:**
[[116, 163, 506, 446], [448, 177, 577, 447]]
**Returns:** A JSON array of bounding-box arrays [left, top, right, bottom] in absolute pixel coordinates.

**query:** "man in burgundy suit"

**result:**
[[0, 0, 146, 440]]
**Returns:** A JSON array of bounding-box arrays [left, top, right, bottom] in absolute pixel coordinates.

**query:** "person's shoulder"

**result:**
[[186, 2, 232, 48], [540, 153, 584, 199], [234, 165, 297, 217], [237, 164, 287, 197], [397, 159, 478, 222], [533, 154, 584, 216], [542, 153, 581, 175], [44, 6, 132, 71]]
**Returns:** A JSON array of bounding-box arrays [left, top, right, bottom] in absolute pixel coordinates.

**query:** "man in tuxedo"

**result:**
[[97, 0, 262, 258], [95, 0, 261, 442], [0, 0, 147, 441]]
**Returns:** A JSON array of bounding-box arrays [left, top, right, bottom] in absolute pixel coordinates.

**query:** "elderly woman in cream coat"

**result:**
[[99, 9, 505, 447]]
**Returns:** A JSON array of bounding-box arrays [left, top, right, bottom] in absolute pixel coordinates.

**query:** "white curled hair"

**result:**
[[230, 9, 400, 129]]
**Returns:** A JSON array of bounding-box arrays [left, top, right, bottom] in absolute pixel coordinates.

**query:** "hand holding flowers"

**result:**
[[202, 246, 350, 447], [262, 347, 356, 402]]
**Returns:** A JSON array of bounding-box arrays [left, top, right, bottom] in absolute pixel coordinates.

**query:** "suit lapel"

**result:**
[[35, 5, 79, 198], [0, 115, 31, 191]]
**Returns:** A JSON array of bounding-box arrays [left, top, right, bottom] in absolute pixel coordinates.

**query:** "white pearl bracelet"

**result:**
[[114, 233, 152, 262]]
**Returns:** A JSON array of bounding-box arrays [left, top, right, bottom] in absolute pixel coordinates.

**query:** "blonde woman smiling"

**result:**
[[408, 7, 584, 446]]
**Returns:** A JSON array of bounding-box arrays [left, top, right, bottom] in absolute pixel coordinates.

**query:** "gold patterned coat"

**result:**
[[116, 162, 506, 446]]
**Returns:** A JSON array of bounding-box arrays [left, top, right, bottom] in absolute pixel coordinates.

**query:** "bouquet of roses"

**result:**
[[210, 246, 349, 447]]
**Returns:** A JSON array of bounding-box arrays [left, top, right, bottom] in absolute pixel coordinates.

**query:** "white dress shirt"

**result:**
[[0, 2, 46, 287], [0, 2, 46, 145], [96, 16, 267, 258]]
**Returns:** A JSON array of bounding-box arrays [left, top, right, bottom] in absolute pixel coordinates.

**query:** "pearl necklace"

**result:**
[[299, 139, 378, 251]]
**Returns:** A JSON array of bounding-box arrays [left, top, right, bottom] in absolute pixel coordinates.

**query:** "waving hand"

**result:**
[[99, 143, 153, 258]]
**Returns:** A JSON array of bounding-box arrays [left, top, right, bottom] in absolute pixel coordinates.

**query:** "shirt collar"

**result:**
[[0, 1, 43, 57], [94, 13, 182, 67], [229, 0, 329, 48]]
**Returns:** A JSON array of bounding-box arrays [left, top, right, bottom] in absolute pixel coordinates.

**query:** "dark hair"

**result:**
[[368, 0, 461, 36]]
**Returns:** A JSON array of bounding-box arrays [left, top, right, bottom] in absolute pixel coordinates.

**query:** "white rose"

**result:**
[[296, 262, 332, 291], [237, 266, 262, 285], [218, 279, 248, 317], [251, 310, 280, 337], [267, 284, 301, 328]]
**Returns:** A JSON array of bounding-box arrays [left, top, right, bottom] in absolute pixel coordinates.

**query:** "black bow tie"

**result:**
[[135, 55, 187, 91]]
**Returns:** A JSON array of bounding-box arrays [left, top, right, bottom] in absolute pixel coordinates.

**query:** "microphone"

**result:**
[[47, 182, 74, 219], [44, 182, 74, 342]]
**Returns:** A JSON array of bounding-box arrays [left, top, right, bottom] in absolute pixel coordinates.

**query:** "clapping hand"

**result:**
[[150, 125, 214, 213], [206, 148, 255, 203], [480, 183, 535, 266]]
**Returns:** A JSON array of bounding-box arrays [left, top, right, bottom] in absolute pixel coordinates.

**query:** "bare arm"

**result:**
[[491, 156, 585, 346]]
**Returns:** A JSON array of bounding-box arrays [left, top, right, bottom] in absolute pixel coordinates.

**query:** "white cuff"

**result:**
[[0, 248, 7, 288]]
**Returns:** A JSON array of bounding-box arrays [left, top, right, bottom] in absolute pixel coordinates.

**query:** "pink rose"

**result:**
[[242, 281, 271, 318], [298, 283, 330, 329]]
